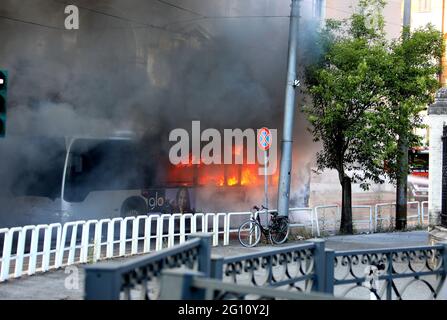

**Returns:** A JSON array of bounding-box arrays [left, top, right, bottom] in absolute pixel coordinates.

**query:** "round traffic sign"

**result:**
[[258, 127, 272, 151]]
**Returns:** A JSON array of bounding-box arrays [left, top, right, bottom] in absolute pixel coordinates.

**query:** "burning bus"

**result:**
[[60, 131, 280, 225]]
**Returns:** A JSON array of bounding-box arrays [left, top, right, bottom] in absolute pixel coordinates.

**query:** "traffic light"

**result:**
[[0, 70, 7, 137]]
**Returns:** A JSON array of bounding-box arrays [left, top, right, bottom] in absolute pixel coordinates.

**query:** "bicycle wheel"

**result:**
[[238, 220, 262, 247], [269, 217, 289, 245]]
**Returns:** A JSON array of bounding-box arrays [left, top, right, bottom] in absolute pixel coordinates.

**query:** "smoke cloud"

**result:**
[[0, 0, 322, 226]]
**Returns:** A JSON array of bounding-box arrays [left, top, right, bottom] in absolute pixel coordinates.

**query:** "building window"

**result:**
[[417, 0, 432, 13]]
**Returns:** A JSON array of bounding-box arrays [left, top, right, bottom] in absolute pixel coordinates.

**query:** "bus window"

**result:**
[[64, 139, 154, 202], [198, 164, 225, 186], [165, 162, 194, 187], [409, 151, 429, 173]]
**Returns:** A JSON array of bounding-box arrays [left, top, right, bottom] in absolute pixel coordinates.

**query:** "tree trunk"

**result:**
[[340, 175, 353, 234], [395, 136, 408, 230]]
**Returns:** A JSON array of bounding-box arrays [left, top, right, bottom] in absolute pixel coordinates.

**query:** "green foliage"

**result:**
[[304, 0, 390, 187], [304, 1, 443, 233], [305, 1, 443, 186], [382, 25, 444, 180]]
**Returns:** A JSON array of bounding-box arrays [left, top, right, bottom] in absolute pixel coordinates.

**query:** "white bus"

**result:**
[[60, 133, 272, 225], [61, 132, 153, 223]]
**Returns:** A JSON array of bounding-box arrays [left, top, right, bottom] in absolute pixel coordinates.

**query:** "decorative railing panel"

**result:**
[[326, 245, 447, 300], [158, 269, 338, 300], [211, 240, 326, 294], [84, 234, 211, 300]]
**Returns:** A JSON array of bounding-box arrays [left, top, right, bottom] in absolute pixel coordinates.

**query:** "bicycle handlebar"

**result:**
[[252, 205, 268, 212]]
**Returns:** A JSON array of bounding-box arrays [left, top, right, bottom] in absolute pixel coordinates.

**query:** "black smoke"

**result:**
[[0, 0, 322, 226]]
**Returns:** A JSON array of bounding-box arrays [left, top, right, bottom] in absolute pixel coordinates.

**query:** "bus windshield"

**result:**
[[409, 150, 429, 173]]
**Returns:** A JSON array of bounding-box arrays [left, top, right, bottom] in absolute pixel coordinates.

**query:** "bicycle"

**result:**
[[238, 205, 290, 247]]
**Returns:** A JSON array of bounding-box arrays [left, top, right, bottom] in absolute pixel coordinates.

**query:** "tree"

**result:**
[[304, 0, 392, 234], [382, 25, 443, 230], [306, 0, 444, 234]]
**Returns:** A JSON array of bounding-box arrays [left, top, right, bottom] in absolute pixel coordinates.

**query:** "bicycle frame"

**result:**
[[238, 206, 290, 247], [252, 210, 285, 238]]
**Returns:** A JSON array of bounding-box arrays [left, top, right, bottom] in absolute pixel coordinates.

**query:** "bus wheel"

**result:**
[[120, 196, 147, 217]]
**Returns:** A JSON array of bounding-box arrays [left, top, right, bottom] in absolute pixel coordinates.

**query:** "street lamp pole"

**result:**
[[396, 0, 412, 230], [277, 0, 301, 217], [403, 0, 411, 28]]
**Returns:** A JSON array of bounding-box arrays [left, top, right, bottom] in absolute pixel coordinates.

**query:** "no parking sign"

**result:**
[[258, 127, 271, 212], [258, 127, 272, 151]]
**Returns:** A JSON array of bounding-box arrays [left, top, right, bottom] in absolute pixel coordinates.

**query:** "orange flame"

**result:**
[[227, 177, 238, 186], [168, 150, 278, 188], [241, 165, 260, 186]]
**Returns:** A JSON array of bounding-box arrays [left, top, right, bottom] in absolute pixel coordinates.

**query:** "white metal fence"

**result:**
[[374, 201, 424, 232], [0, 201, 430, 282]]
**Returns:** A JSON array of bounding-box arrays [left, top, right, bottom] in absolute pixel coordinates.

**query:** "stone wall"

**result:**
[[428, 88, 447, 225]]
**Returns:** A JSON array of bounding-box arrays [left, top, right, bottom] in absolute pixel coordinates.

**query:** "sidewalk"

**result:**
[[323, 230, 432, 250], [0, 231, 433, 300]]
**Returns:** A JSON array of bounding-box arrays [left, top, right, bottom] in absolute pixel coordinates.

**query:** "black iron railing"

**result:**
[[442, 125, 447, 227], [84, 234, 211, 300], [326, 245, 447, 299], [210, 240, 325, 294], [157, 269, 337, 300], [84, 236, 447, 300]]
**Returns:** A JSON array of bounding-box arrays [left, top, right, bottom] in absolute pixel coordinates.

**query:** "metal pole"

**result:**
[[403, 0, 411, 28], [277, 0, 301, 217], [317, 0, 326, 28], [264, 150, 268, 216], [396, 0, 411, 230]]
